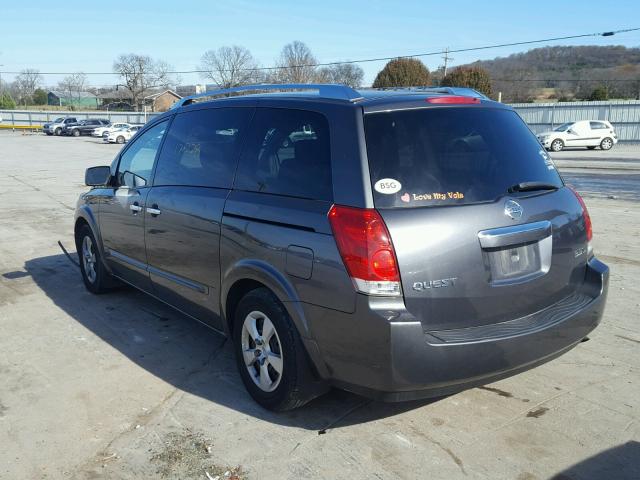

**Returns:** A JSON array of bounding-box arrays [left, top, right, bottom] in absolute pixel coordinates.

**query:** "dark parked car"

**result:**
[[75, 84, 609, 411], [63, 119, 110, 137]]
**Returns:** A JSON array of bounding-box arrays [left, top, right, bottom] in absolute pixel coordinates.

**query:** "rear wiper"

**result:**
[[508, 181, 560, 193]]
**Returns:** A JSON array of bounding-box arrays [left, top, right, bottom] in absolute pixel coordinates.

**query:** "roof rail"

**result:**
[[174, 83, 364, 108]]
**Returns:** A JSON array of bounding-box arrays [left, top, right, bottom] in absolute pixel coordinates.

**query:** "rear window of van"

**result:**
[[364, 107, 562, 208]]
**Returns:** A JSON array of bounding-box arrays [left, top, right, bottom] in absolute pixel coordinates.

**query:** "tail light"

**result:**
[[328, 205, 401, 296], [569, 186, 593, 242], [426, 96, 480, 104]]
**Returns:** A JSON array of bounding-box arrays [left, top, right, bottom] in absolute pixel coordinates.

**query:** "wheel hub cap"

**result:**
[[82, 236, 97, 284], [240, 311, 283, 392]]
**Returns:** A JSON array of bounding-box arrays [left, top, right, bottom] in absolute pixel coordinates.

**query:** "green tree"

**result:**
[[589, 85, 609, 101], [0, 92, 17, 109], [372, 58, 430, 88], [33, 88, 48, 105], [441, 66, 493, 97]]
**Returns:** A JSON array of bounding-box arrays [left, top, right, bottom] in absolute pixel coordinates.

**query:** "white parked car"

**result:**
[[92, 122, 135, 137], [537, 120, 617, 152], [103, 125, 142, 144]]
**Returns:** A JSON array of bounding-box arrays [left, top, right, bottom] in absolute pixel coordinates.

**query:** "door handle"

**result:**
[[146, 204, 161, 216], [130, 202, 143, 213]]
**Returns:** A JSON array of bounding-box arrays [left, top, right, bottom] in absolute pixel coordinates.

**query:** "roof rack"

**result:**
[[174, 83, 364, 108]]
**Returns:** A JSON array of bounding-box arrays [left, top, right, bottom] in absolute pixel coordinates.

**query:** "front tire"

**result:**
[[233, 288, 326, 411], [76, 224, 113, 294], [54, 128, 62, 136], [551, 139, 564, 152], [600, 137, 613, 150]]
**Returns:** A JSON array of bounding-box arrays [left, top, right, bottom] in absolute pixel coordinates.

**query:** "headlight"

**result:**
[[539, 135, 550, 141]]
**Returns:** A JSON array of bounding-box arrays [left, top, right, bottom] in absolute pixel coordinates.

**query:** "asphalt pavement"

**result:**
[[552, 144, 640, 201]]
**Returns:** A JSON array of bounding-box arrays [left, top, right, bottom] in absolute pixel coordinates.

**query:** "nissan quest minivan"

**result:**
[[75, 84, 609, 411]]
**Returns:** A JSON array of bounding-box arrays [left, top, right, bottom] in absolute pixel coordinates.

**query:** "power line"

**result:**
[[1, 27, 638, 76]]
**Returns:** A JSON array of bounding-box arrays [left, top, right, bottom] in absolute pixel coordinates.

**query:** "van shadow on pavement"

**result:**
[[550, 441, 640, 480], [20, 253, 437, 431]]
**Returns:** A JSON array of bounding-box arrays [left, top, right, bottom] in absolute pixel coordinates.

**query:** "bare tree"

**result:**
[[272, 41, 317, 83], [317, 63, 364, 88], [14, 69, 43, 105], [57, 72, 87, 105], [199, 46, 260, 88], [113, 54, 172, 110]]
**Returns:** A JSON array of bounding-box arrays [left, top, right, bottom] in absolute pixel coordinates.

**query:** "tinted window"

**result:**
[[154, 108, 251, 188], [365, 108, 562, 208], [236, 108, 332, 201], [116, 120, 168, 188], [590, 121, 608, 130]]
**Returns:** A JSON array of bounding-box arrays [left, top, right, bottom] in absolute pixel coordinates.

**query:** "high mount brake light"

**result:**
[[426, 96, 481, 104], [328, 205, 401, 296], [568, 186, 593, 243]]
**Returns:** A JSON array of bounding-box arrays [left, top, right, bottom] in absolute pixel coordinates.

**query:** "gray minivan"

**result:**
[[75, 84, 609, 410]]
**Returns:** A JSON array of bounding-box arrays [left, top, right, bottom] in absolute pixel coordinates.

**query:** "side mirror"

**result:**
[[85, 166, 111, 186]]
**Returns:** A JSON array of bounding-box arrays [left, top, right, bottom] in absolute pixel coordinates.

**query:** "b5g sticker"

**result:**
[[374, 178, 402, 194]]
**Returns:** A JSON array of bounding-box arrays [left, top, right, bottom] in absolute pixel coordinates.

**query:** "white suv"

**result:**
[[538, 120, 617, 152]]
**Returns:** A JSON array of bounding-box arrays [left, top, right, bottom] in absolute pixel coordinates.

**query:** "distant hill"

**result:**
[[459, 45, 640, 102]]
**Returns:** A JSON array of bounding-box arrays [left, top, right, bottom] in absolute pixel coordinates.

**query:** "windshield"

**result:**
[[365, 107, 563, 208], [553, 122, 573, 132], [54, 117, 64, 123]]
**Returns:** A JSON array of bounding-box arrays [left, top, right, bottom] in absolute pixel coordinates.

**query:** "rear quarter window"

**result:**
[[235, 108, 332, 201], [365, 107, 562, 208]]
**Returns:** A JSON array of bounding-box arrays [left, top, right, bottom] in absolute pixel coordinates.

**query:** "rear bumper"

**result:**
[[306, 257, 609, 401]]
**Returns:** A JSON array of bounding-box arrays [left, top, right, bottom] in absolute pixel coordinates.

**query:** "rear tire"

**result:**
[[76, 224, 114, 294], [116, 136, 125, 144], [600, 137, 613, 150], [551, 139, 564, 152], [72, 129, 80, 137], [232, 288, 327, 411]]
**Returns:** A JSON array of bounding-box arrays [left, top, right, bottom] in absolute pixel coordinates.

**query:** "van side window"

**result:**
[[116, 120, 168, 188], [589, 121, 608, 130], [154, 108, 251, 188], [235, 108, 332, 201]]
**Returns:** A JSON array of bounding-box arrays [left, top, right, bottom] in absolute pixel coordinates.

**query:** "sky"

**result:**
[[2, 0, 640, 89]]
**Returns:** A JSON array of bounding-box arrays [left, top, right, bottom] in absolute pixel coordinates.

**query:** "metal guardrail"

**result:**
[[512, 100, 640, 142], [0, 109, 159, 128]]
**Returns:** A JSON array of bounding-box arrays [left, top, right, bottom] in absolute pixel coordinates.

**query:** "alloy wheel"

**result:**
[[551, 139, 563, 152], [82, 235, 97, 284], [240, 310, 284, 392]]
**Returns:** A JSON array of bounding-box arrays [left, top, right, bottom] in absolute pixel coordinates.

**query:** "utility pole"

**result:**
[[442, 47, 453, 77]]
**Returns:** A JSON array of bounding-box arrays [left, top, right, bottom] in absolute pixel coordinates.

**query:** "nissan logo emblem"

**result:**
[[504, 199, 523, 220]]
